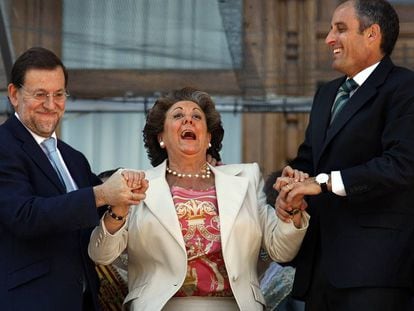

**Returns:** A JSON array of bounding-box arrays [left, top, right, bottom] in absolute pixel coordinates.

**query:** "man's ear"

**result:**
[[366, 23, 380, 41], [7, 83, 19, 109]]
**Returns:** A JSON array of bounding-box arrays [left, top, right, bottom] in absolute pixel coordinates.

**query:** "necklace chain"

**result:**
[[166, 163, 211, 179]]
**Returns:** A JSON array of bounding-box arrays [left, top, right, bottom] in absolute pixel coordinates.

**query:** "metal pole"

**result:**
[[0, 2, 14, 83]]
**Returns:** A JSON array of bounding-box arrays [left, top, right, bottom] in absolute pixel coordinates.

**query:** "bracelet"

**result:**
[[107, 206, 127, 221]]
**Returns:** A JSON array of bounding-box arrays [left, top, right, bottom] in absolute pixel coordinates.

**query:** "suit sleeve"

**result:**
[[0, 144, 100, 239], [341, 72, 414, 201]]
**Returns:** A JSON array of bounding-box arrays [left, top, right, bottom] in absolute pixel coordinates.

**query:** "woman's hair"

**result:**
[[143, 87, 224, 167]]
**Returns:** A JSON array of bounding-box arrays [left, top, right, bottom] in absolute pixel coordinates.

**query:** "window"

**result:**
[[63, 0, 242, 70]]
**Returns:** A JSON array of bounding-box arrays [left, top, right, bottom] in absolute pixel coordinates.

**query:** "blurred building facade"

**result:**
[[1, 0, 414, 175]]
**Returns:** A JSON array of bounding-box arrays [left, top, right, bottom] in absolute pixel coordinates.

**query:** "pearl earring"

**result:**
[[208, 143, 212, 148], [160, 141, 165, 148]]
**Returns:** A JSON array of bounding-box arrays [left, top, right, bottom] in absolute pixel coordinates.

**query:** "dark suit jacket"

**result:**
[[0, 115, 102, 310], [290, 56, 414, 298]]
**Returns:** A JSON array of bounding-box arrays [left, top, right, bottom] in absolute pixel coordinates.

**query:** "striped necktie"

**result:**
[[41, 137, 77, 192], [330, 78, 358, 124]]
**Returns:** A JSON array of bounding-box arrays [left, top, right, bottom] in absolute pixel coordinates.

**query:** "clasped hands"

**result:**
[[274, 166, 321, 225], [94, 168, 149, 209]]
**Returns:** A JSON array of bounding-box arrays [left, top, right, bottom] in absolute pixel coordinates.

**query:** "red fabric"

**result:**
[[171, 186, 232, 297]]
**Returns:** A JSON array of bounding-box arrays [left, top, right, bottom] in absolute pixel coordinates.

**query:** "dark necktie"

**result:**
[[330, 78, 359, 124], [41, 137, 76, 192]]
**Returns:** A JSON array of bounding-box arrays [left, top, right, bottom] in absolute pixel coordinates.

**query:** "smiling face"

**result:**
[[8, 67, 66, 137], [325, 1, 383, 77], [160, 100, 211, 163]]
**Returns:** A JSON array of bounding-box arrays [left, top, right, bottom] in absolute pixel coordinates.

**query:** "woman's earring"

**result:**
[[208, 143, 212, 148], [160, 141, 165, 148]]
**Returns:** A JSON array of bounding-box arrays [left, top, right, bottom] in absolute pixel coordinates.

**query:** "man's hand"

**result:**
[[273, 165, 310, 225], [206, 154, 223, 167], [275, 177, 322, 223], [93, 169, 149, 207], [275, 180, 308, 224], [281, 165, 309, 182]]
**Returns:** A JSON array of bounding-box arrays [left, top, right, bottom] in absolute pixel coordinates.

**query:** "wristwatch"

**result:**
[[315, 173, 329, 193]]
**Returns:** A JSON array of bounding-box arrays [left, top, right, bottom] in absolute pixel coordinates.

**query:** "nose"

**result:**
[[325, 29, 335, 46], [43, 95, 57, 108], [183, 115, 193, 124]]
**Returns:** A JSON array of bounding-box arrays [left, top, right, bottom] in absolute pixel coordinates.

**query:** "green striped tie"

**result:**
[[330, 78, 358, 124]]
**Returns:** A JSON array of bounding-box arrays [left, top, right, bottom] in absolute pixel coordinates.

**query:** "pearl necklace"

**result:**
[[166, 164, 211, 179]]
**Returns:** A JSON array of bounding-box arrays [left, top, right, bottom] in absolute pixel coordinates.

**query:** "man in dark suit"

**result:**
[[273, 1, 414, 310], [0, 47, 146, 310]]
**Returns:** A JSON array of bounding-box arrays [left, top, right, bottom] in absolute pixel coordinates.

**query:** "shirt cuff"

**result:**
[[331, 171, 347, 196]]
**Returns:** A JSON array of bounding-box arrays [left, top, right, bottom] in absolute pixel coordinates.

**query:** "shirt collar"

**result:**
[[351, 61, 380, 86]]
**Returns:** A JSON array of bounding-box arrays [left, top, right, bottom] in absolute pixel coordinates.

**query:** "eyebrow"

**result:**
[[30, 87, 66, 92], [333, 21, 347, 28], [171, 106, 202, 112]]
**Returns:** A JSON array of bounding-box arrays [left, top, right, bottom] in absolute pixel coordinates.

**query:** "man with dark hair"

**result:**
[[274, 1, 414, 310], [0, 47, 146, 310]]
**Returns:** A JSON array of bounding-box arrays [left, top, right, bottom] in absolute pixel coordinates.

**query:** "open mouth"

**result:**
[[181, 130, 196, 140]]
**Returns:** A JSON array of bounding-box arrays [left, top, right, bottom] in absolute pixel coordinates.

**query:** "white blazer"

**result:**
[[89, 161, 309, 311]]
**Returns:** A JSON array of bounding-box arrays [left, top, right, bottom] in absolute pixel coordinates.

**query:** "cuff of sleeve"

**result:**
[[100, 213, 129, 237], [331, 171, 346, 196], [278, 211, 310, 232]]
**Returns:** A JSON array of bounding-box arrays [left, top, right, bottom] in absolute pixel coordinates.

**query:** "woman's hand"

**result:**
[[94, 169, 148, 207], [103, 170, 149, 234], [121, 169, 149, 205], [275, 181, 308, 227], [274, 166, 308, 226], [275, 176, 322, 226]]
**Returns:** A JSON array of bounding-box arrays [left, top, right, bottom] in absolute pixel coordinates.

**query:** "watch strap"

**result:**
[[320, 182, 328, 193]]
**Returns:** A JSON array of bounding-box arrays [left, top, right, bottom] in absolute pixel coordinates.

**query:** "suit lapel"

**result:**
[[312, 79, 343, 165], [211, 165, 248, 250], [9, 116, 66, 192], [315, 57, 393, 166], [58, 140, 85, 189], [324, 85, 377, 146]]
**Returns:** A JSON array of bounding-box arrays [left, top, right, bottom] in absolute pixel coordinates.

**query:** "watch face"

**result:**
[[316, 173, 329, 184]]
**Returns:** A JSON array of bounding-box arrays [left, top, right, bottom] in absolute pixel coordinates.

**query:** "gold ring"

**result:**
[[287, 208, 300, 216]]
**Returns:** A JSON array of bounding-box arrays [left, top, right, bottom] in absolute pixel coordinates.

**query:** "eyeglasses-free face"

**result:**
[[19, 84, 70, 103]]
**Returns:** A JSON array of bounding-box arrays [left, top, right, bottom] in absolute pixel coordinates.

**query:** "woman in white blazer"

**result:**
[[88, 87, 309, 311]]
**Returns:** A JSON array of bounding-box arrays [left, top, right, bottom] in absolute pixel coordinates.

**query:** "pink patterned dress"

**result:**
[[171, 186, 233, 297]]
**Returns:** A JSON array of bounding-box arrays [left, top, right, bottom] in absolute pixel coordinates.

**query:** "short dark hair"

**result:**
[[10, 47, 68, 87], [353, 0, 399, 56], [143, 87, 224, 167], [264, 170, 283, 208]]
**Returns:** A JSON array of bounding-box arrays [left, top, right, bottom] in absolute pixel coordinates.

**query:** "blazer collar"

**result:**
[[210, 164, 248, 250], [143, 160, 249, 252], [143, 161, 186, 252]]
